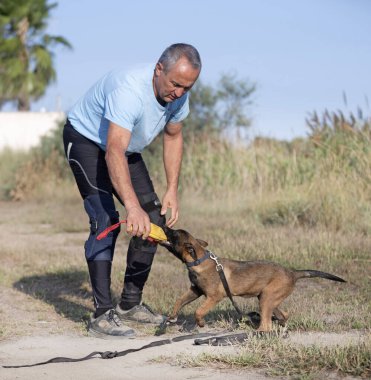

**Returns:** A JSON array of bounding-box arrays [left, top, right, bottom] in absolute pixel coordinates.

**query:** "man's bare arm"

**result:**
[[105, 122, 150, 238], [161, 122, 183, 227]]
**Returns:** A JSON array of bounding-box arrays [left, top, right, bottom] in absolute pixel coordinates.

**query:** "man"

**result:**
[[63, 43, 201, 339]]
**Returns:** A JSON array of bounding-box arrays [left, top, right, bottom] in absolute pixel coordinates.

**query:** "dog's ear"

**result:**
[[184, 243, 197, 260], [197, 239, 208, 247]]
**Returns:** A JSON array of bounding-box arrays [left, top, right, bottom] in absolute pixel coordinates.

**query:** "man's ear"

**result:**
[[154, 62, 163, 77], [197, 239, 208, 248], [184, 243, 197, 260]]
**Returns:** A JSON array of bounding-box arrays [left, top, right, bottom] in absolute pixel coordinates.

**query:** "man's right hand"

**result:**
[[126, 205, 151, 240]]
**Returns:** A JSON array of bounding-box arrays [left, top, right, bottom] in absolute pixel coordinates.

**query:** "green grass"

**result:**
[[0, 148, 30, 199]]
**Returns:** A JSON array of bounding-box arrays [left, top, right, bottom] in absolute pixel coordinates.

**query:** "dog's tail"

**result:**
[[294, 270, 346, 283]]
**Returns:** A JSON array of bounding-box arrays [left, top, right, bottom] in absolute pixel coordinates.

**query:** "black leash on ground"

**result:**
[[2, 331, 229, 369]]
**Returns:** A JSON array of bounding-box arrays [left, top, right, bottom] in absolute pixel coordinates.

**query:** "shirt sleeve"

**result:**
[[168, 94, 190, 124], [104, 87, 143, 132]]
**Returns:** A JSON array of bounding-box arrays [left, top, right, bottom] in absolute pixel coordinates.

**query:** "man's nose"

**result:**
[[174, 88, 185, 98]]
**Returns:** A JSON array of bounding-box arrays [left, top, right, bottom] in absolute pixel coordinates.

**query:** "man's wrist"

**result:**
[[126, 203, 141, 211], [166, 184, 178, 193]]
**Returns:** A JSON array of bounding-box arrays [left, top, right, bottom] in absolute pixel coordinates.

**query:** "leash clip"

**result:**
[[209, 251, 224, 271], [215, 263, 224, 272]]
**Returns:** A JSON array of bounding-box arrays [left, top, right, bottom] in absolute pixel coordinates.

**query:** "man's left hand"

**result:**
[[161, 189, 179, 227]]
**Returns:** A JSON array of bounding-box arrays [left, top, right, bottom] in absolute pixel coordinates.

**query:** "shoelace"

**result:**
[[108, 310, 122, 326], [141, 303, 156, 315]]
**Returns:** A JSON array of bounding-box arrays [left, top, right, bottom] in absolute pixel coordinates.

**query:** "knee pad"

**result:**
[[84, 194, 120, 261], [137, 192, 166, 228]]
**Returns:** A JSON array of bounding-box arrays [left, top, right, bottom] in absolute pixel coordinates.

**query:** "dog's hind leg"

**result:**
[[257, 290, 291, 332], [273, 307, 288, 326], [257, 294, 275, 332], [169, 286, 202, 322]]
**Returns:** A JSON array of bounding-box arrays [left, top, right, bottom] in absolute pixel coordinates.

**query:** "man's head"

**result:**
[[153, 43, 201, 104]]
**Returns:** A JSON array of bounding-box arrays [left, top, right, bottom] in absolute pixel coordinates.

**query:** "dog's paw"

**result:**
[[196, 320, 205, 328], [246, 311, 261, 325], [167, 316, 178, 324]]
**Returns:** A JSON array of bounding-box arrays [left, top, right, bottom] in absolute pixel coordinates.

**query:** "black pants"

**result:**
[[63, 120, 165, 312]]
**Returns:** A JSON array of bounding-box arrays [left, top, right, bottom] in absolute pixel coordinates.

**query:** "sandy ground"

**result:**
[[0, 330, 367, 380], [0, 333, 270, 380]]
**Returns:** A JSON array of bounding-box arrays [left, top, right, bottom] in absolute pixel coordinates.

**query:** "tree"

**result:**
[[184, 73, 256, 137], [0, 0, 72, 110]]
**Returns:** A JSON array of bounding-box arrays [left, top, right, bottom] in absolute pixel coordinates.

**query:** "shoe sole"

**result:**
[[118, 316, 166, 324], [88, 329, 136, 340]]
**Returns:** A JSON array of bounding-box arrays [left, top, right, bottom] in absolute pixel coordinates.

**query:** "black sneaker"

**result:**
[[88, 309, 136, 339], [116, 303, 165, 324]]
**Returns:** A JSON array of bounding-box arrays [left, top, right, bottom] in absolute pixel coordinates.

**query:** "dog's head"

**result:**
[[160, 227, 208, 264]]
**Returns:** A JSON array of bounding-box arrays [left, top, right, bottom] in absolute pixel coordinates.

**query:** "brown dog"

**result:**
[[161, 227, 346, 332]]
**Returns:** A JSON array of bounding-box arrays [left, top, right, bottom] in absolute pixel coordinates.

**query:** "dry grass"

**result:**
[[176, 334, 371, 378], [0, 193, 369, 334], [0, 189, 369, 378]]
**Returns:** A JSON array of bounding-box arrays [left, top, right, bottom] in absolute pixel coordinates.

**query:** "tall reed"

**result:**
[[1, 109, 369, 232]]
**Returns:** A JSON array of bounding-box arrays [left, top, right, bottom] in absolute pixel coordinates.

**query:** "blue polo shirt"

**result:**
[[68, 64, 189, 152]]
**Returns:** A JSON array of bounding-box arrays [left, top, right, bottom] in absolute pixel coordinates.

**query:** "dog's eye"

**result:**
[[185, 244, 197, 260], [185, 244, 194, 253]]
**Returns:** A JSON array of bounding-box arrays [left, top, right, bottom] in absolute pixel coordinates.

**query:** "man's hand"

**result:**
[[161, 189, 179, 227], [126, 205, 151, 239]]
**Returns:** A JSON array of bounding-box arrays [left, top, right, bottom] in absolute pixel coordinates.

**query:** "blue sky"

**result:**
[[28, 0, 371, 140]]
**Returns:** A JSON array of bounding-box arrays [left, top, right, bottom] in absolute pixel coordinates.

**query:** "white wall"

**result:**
[[0, 112, 65, 151]]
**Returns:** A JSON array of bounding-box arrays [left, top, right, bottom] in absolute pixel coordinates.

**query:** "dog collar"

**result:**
[[186, 250, 212, 268]]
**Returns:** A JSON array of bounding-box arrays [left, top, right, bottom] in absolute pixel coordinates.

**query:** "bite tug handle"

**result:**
[[96, 221, 127, 240]]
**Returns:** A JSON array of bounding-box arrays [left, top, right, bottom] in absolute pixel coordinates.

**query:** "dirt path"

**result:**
[[0, 282, 366, 380], [0, 330, 366, 380], [0, 333, 268, 380]]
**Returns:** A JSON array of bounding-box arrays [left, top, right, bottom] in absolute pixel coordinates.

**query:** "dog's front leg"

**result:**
[[169, 286, 202, 322], [195, 296, 220, 327]]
